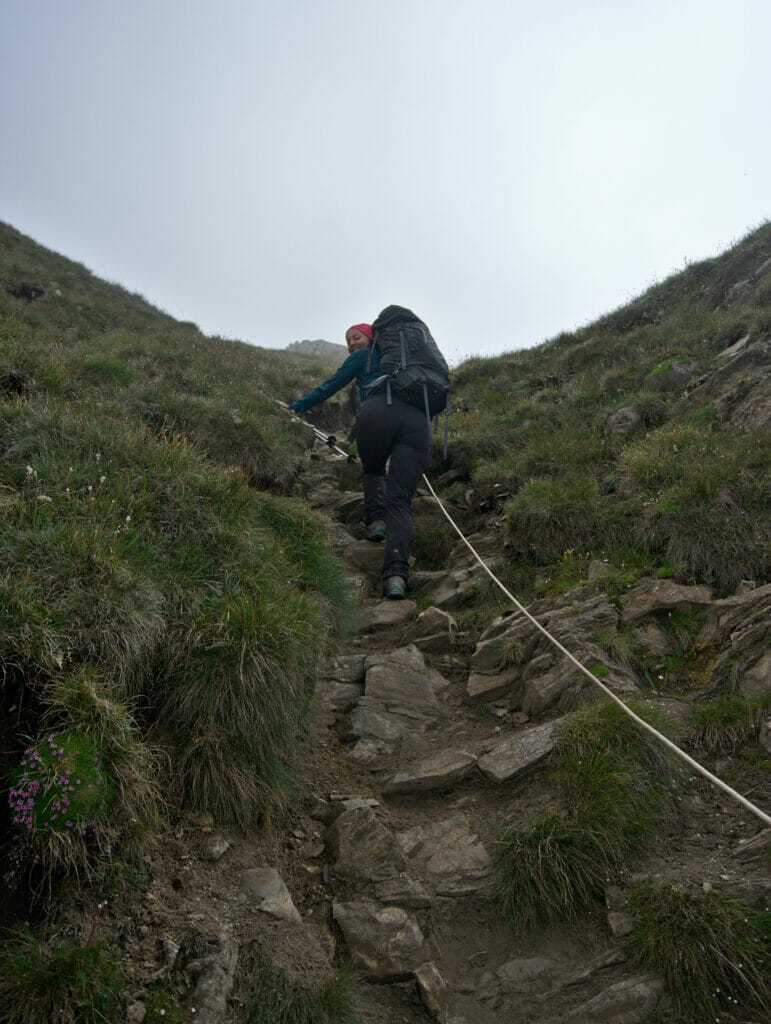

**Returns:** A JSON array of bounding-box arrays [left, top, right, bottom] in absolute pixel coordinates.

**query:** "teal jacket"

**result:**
[[288, 347, 381, 413]]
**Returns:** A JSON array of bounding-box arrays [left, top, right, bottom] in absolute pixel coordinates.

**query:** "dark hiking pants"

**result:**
[[354, 393, 432, 583]]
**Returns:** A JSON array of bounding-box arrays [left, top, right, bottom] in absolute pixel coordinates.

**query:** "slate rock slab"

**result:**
[[466, 665, 524, 703], [621, 580, 713, 623], [415, 961, 449, 1018], [365, 645, 450, 695], [357, 599, 418, 631], [402, 606, 458, 643], [477, 720, 560, 784], [319, 654, 366, 684], [374, 875, 432, 908], [426, 566, 485, 608], [564, 975, 663, 1023], [382, 749, 478, 796]]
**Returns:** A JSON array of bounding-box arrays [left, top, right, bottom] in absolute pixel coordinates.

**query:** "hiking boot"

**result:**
[[384, 576, 406, 600], [366, 519, 386, 542]]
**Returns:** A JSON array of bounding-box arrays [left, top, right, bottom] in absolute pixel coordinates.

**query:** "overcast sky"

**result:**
[[2, 1, 768, 364]]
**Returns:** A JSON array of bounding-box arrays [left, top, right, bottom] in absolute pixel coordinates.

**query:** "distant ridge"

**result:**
[[286, 338, 347, 359]]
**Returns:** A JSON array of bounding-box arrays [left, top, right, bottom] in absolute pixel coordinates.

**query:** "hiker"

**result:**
[[283, 323, 381, 416], [285, 308, 447, 600]]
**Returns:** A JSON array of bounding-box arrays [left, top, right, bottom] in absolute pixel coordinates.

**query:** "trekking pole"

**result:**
[[261, 391, 356, 461]]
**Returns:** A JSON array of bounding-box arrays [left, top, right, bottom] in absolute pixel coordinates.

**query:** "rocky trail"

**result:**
[[113, 446, 769, 1024]]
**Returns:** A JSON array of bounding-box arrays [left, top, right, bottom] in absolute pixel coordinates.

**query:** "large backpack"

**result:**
[[366, 305, 450, 422]]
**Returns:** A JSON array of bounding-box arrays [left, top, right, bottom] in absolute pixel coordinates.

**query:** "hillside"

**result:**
[[0, 220, 769, 1024]]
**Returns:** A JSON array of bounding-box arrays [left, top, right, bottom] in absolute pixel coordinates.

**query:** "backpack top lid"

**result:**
[[371, 305, 424, 333]]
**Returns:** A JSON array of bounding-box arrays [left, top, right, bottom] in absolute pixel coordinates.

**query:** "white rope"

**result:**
[[282, 396, 769, 828], [421, 473, 771, 830]]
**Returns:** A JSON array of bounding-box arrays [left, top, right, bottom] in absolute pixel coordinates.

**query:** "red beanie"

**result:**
[[347, 323, 373, 340]]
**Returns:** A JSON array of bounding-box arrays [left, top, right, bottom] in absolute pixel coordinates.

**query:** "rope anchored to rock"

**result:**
[[421, 474, 771, 830], [286, 401, 771, 829]]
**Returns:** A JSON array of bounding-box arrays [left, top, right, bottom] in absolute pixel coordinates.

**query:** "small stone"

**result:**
[[607, 911, 634, 937], [204, 836, 230, 862], [240, 868, 302, 924], [307, 794, 331, 820], [415, 962, 449, 1018], [587, 559, 613, 580]]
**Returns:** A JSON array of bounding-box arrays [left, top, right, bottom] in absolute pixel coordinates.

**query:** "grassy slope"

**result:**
[[448, 222, 770, 599], [1, 222, 353, 873]]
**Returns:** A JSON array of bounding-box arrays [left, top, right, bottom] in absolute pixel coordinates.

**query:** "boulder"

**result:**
[[187, 929, 239, 1024], [644, 360, 698, 393], [365, 645, 450, 696], [415, 962, 449, 1018], [319, 654, 366, 684], [426, 566, 486, 608], [374, 876, 432, 908], [760, 718, 771, 756], [332, 901, 428, 980], [694, 584, 771, 694], [326, 806, 406, 881], [346, 540, 387, 575], [346, 647, 450, 761], [466, 665, 524, 704], [468, 592, 629, 716]]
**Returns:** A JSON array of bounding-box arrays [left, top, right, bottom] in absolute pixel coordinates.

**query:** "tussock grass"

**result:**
[[689, 693, 771, 754], [494, 700, 680, 928], [246, 952, 360, 1024], [412, 523, 454, 569], [504, 473, 626, 559], [46, 668, 162, 833], [0, 927, 125, 1024], [630, 883, 769, 1021]]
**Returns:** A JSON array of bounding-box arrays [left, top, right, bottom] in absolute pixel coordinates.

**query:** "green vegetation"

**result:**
[[1, 222, 353, 891], [690, 693, 771, 753], [411, 522, 454, 569], [246, 953, 360, 1024], [449, 222, 771, 595], [494, 700, 680, 928], [0, 927, 125, 1024], [630, 884, 769, 1021]]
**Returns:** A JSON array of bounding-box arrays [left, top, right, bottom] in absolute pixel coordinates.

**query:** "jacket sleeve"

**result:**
[[287, 349, 366, 413]]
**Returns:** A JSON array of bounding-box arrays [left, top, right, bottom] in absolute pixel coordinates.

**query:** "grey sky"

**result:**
[[2, 0, 768, 364]]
